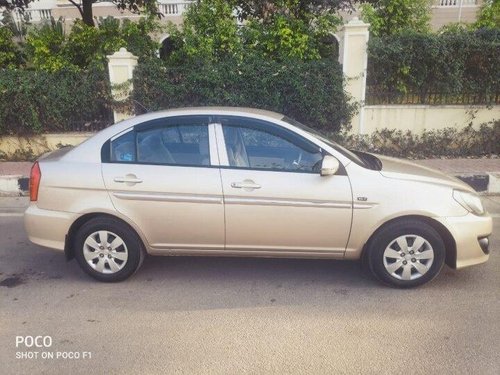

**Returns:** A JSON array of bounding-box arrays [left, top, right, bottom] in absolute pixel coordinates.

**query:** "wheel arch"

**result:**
[[64, 213, 147, 261], [361, 215, 457, 269]]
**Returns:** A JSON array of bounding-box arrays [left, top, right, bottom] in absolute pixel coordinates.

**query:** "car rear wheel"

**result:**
[[74, 217, 145, 282], [364, 220, 445, 288]]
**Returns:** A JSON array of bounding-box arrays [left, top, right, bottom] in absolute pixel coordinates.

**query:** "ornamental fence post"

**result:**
[[107, 47, 138, 123], [337, 17, 370, 134]]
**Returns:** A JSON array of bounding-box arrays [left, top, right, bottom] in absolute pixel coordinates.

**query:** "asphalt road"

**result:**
[[1, 196, 499, 375]]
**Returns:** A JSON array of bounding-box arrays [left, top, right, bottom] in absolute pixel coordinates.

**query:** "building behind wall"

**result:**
[[338, 0, 484, 31], [8, 0, 189, 31], [8, 0, 485, 31]]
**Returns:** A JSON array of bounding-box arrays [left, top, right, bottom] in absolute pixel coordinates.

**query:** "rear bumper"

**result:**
[[435, 213, 493, 269], [24, 204, 77, 251]]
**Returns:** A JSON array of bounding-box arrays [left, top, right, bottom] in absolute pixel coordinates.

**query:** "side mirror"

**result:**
[[320, 155, 340, 176]]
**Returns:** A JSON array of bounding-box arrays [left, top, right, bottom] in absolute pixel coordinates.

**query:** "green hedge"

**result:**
[[132, 55, 355, 133], [367, 29, 500, 104], [0, 68, 112, 135]]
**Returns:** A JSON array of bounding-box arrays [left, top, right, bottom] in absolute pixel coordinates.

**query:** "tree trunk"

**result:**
[[82, 0, 95, 27]]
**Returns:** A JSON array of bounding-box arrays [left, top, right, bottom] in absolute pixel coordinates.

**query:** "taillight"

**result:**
[[30, 162, 41, 202]]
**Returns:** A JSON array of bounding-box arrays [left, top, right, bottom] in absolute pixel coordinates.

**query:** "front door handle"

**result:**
[[231, 180, 261, 190], [114, 174, 143, 185]]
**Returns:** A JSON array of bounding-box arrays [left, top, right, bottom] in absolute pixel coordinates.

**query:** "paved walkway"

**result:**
[[415, 158, 500, 174], [0, 162, 32, 177], [1, 158, 499, 177]]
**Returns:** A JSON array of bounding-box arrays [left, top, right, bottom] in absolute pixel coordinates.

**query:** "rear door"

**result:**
[[101, 115, 225, 251]]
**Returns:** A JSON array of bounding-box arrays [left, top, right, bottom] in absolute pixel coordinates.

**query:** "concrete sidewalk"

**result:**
[[0, 162, 32, 177], [416, 158, 500, 194], [1, 158, 499, 196]]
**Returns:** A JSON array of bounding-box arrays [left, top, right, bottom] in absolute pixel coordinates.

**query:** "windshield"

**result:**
[[282, 116, 367, 167]]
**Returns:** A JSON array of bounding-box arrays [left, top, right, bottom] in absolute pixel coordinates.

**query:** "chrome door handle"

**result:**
[[231, 180, 261, 190], [114, 175, 143, 184]]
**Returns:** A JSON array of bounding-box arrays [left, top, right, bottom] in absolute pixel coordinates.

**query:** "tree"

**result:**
[[0, 26, 24, 68], [166, 0, 376, 62], [169, 0, 241, 61], [1, 0, 376, 28], [474, 0, 500, 29], [234, 0, 377, 21], [235, 1, 349, 60], [0, 0, 159, 27], [0, 0, 31, 12], [25, 18, 68, 71], [360, 0, 432, 36], [24, 16, 160, 71]]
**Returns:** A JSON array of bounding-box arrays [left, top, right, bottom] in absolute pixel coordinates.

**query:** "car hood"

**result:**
[[375, 154, 475, 192]]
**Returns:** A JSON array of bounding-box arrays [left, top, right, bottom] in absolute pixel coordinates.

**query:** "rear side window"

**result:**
[[111, 131, 136, 162], [136, 125, 209, 166], [107, 116, 210, 167]]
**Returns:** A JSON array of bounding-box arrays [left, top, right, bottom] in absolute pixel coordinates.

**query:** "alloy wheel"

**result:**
[[83, 230, 129, 274], [383, 235, 434, 281]]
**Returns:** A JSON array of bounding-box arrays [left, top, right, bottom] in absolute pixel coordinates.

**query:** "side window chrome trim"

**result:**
[[110, 127, 134, 142]]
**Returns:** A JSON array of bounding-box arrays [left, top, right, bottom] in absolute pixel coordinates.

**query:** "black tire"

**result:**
[[364, 219, 445, 288], [74, 217, 145, 282]]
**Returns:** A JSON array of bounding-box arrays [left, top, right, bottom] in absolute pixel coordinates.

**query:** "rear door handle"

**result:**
[[231, 180, 261, 190], [114, 174, 143, 185]]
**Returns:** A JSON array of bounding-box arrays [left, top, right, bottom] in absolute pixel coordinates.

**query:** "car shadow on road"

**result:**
[[2, 242, 489, 313], [139, 254, 371, 285]]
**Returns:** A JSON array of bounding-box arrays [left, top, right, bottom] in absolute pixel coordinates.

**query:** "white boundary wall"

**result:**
[[336, 19, 498, 134], [363, 105, 500, 134]]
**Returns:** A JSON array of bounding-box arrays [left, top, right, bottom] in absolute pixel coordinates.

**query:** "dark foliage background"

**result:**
[[366, 29, 500, 104], [133, 54, 355, 133], [0, 67, 112, 135]]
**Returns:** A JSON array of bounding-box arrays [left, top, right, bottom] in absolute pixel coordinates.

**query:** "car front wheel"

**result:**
[[364, 220, 446, 288], [74, 217, 145, 282]]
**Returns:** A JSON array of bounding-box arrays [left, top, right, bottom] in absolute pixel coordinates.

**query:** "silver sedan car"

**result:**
[[24, 107, 492, 287]]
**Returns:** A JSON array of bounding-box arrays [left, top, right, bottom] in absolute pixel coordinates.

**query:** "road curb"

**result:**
[[0, 175, 28, 197], [455, 173, 500, 195], [1, 172, 499, 197]]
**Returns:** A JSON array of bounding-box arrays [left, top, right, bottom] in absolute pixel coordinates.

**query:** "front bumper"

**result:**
[[24, 204, 77, 251], [435, 213, 493, 269]]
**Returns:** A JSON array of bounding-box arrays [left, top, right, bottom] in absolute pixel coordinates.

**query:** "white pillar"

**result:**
[[107, 48, 138, 123], [337, 18, 370, 134]]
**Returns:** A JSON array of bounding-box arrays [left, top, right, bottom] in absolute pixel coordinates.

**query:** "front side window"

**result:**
[[282, 116, 368, 168], [221, 118, 323, 173], [109, 117, 210, 167]]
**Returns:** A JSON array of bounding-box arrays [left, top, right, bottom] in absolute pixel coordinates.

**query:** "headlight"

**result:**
[[453, 190, 484, 215]]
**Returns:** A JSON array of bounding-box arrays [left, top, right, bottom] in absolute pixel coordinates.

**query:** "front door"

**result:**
[[101, 116, 225, 251], [216, 116, 352, 256]]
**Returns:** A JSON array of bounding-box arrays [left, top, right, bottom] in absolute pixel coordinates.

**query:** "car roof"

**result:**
[[142, 107, 285, 121]]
